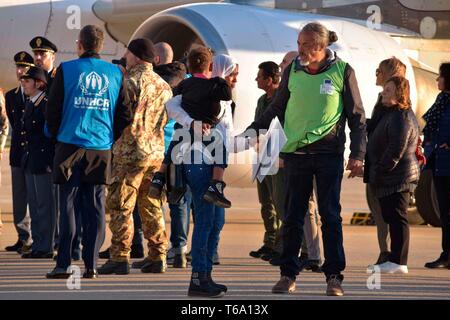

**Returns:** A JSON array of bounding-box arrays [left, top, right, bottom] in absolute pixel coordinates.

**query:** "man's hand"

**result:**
[[346, 158, 364, 178]]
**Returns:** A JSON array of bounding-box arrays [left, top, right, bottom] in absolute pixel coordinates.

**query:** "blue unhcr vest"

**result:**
[[58, 58, 122, 150]]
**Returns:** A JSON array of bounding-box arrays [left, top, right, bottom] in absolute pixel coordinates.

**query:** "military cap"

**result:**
[[30, 36, 58, 53], [14, 51, 34, 67], [20, 66, 48, 84]]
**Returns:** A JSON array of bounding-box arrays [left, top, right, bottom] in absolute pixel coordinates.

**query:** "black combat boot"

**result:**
[[97, 260, 130, 275], [141, 259, 167, 273], [188, 272, 225, 298]]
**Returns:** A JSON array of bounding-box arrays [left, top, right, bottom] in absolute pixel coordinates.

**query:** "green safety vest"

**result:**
[[282, 60, 347, 153]]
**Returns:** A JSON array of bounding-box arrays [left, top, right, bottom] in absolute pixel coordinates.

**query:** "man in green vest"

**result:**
[[242, 22, 367, 297]]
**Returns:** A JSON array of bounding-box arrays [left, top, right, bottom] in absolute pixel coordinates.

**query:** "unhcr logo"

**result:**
[[75, 71, 111, 110], [78, 71, 109, 96]]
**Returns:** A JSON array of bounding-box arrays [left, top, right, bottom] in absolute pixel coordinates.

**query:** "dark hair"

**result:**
[[386, 76, 411, 110], [258, 61, 281, 84], [187, 46, 212, 74], [439, 62, 450, 91], [78, 25, 104, 53]]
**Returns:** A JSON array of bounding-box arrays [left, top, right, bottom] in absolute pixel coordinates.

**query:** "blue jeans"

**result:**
[[184, 161, 224, 273], [169, 186, 192, 252], [280, 153, 346, 281]]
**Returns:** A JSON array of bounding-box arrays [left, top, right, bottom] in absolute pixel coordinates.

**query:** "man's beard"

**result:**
[[299, 59, 310, 67], [298, 53, 310, 66]]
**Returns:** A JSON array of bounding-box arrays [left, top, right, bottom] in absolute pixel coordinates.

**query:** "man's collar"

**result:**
[[80, 51, 101, 59]]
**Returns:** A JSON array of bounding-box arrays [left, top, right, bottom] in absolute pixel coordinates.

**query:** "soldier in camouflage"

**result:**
[[98, 38, 172, 275]]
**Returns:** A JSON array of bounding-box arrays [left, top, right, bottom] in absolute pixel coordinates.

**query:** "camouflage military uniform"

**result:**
[[108, 63, 172, 263]]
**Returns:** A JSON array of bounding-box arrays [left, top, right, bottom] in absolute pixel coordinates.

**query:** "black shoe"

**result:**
[[141, 260, 167, 273], [261, 250, 277, 262], [46, 267, 73, 279], [188, 272, 225, 298], [203, 180, 231, 208], [425, 257, 449, 269], [173, 253, 187, 268], [22, 251, 54, 259], [83, 269, 98, 279], [98, 248, 110, 259], [304, 260, 322, 273], [5, 239, 22, 252], [98, 260, 130, 275], [375, 251, 391, 265], [148, 172, 166, 198], [130, 244, 144, 259], [249, 245, 273, 258], [207, 272, 227, 293], [168, 186, 187, 205]]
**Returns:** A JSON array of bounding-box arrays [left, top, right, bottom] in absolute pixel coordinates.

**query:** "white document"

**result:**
[[252, 117, 287, 183]]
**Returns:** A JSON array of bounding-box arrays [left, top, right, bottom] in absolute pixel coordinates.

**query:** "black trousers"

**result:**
[[280, 153, 345, 280], [56, 164, 106, 270], [378, 192, 410, 265], [433, 175, 450, 260]]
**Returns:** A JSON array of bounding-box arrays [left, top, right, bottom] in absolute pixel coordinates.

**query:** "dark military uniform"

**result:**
[[20, 67, 57, 257], [4, 51, 35, 247], [29, 37, 58, 93]]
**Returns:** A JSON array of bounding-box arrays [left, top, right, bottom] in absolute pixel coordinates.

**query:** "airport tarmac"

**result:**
[[1, 152, 450, 300]]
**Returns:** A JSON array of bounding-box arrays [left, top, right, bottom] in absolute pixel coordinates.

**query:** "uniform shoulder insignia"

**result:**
[[35, 94, 46, 106]]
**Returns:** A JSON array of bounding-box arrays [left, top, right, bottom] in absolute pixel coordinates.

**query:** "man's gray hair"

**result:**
[[301, 22, 338, 48]]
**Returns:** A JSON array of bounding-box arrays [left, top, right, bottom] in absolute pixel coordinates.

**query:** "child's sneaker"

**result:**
[[148, 172, 166, 198], [203, 180, 231, 208]]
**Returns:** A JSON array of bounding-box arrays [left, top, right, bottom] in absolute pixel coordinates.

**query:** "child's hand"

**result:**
[[190, 121, 211, 136]]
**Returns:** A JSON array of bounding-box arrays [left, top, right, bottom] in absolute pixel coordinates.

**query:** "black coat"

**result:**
[[366, 106, 420, 187], [21, 92, 54, 174], [5, 87, 27, 167]]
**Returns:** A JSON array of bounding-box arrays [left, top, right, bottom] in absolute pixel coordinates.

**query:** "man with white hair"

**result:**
[[240, 22, 367, 297]]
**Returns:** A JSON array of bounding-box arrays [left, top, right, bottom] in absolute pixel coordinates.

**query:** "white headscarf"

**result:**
[[212, 54, 237, 79]]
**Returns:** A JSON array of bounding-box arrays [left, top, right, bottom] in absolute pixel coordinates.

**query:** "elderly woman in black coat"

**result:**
[[366, 76, 419, 274]]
